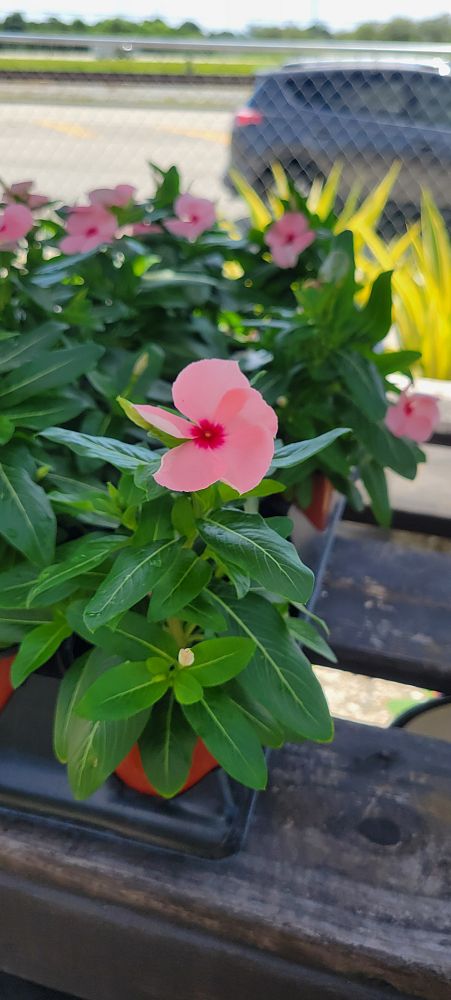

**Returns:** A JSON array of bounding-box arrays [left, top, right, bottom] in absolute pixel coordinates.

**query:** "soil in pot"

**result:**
[[115, 740, 218, 797]]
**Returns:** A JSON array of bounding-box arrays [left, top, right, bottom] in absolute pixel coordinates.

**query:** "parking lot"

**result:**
[[0, 81, 249, 207]]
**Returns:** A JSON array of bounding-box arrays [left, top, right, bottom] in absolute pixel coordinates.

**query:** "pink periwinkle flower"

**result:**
[[60, 204, 118, 254], [0, 203, 34, 247], [4, 180, 49, 210], [385, 391, 440, 444], [88, 184, 136, 208], [264, 212, 315, 268], [129, 358, 277, 493], [165, 194, 216, 240]]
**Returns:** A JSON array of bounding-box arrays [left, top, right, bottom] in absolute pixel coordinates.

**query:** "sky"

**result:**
[[4, 0, 449, 32]]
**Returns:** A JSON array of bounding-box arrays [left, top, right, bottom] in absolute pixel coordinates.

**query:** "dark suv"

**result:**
[[227, 61, 451, 223]]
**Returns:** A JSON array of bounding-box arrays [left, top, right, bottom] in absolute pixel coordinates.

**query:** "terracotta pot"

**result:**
[[301, 473, 334, 531], [0, 651, 15, 712], [116, 740, 218, 797]]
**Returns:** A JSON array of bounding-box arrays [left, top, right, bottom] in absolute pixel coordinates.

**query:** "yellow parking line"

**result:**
[[37, 119, 95, 139], [156, 124, 229, 145]]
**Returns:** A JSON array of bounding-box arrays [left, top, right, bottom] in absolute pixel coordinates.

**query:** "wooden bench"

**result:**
[[1, 441, 450, 1000]]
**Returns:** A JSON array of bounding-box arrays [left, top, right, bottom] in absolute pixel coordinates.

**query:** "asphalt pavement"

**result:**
[[0, 82, 249, 209]]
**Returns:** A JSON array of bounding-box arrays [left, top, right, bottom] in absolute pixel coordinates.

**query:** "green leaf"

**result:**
[[40, 428, 156, 471], [65, 649, 149, 799], [173, 671, 204, 705], [357, 270, 393, 343], [53, 652, 89, 763], [77, 659, 170, 720], [209, 588, 333, 741], [83, 538, 178, 630], [345, 404, 422, 480], [11, 617, 71, 688], [0, 607, 52, 646], [0, 321, 66, 374], [264, 516, 293, 538], [183, 690, 267, 790], [148, 549, 212, 622], [272, 428, 350, 469], [226, 683, 285, 749], [373, 349, 421, 376], [190, 636, 255, 686], [0, 343, 104, 406], [171, 496, 197, 537], [139, 696, 197, 798], [181, 591, 227, 633], [3, 388, 89, 430], [0, 416, 14, 445], [226, 562, 251, 599], [0, 562, 37, 608], [132, 496, 172, 544], [28, 533, 129, 605], [288, 617, 337, 663], [361, 461, 391, 528], [335, 352, 386, 421], [0, 463, 56, 566], [199, 510, 314, 604], [133, 462, 166, 499], [66, 602, 178, 662], [219, 478, 285, 501]]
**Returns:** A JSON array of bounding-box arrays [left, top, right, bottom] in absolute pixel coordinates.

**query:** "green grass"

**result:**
[[0, 56, 276, 76]]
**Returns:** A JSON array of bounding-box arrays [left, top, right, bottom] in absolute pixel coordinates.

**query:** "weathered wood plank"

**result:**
[[315, 522, 451, 691], [0, 721, 450, 1000]]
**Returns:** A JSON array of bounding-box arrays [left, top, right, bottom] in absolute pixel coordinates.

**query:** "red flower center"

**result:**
[[86, 226, 99, 237], [191, 419, 226, 450], [404, 400, 415, 416]]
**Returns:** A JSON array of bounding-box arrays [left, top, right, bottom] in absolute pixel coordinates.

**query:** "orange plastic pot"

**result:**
[[302, 473, 334, 531], [0, 651, 14, 712], [115, 740, 218, 797]]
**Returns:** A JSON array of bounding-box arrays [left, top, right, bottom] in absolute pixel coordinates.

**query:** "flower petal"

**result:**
[[173, 359, 249, 422], [215, 422, 275, 494], [214, 386, 278, 437], [154, 441, 223, 492], [130, 404, 193, 439]]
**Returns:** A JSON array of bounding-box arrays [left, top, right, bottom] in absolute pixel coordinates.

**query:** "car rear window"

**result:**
[[283, 69, 409, 121]]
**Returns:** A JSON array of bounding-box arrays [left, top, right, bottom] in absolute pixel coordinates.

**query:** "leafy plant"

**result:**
[[7, 362, 345, 798]]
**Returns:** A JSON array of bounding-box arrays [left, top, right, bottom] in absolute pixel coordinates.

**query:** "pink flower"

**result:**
[[4, 180, 48, 210], [0, 203, 34, 247], [264, 212, 315, 268], [165, 194, 216, 240], [129, 358, 277, 493], [88, 184, 136, 208], [385, 391, 440, 443], [60, 204, 118, 254]]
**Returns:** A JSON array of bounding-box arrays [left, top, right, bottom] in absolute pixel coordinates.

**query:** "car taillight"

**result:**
[[234, 107, 264, 127]]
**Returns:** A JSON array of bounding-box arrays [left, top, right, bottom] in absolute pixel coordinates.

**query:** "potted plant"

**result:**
[[223, 170, 440, 528], [0, 360, 343, 854]]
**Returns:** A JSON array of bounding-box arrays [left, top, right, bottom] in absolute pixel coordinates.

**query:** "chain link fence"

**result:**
[[1, 37, 451, 228]]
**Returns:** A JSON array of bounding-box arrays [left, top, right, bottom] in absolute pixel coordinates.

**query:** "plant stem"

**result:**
[[166, 617, 186, 647]]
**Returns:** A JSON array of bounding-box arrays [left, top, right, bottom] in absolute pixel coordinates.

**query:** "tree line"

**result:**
[[1, 11, 451, 43]]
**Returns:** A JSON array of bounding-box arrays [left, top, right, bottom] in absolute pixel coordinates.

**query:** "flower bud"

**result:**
[[276, 395, 288, 408], [132, 351, 149, 379], [178, 647, 195, 667]]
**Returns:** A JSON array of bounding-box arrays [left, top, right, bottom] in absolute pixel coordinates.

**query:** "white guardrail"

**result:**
[[0, 33, 451, 60]]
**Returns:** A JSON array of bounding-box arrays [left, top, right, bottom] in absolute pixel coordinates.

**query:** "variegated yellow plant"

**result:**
[[232, 163, 451, 380]]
